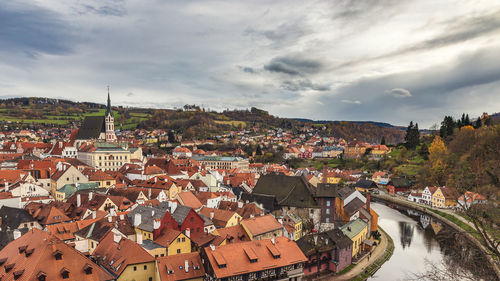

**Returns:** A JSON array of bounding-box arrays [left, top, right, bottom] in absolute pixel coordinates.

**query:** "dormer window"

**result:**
[[5, 263, 15, 272], [0, 258, 7, 266], [60, 268, 70, 279], [36, 271, 47, 281], [83, 263, 93, 275], [13, 269, 24, 280], [53, 250, 63, 260], [25, 248, 34, 257]]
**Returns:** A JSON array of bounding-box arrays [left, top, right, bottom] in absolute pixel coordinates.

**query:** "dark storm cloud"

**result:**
[[0, 3, 75, 55], [264, 56, 323, 76], [281, 79, 330, 92]]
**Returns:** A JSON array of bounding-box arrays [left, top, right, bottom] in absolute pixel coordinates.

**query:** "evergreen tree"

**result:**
[[465, 114, 470, 126], [381, 136, 386, 145], [440, 116, 456, 139], [474, 118, 482, 129], [404, 121, 420, 149]]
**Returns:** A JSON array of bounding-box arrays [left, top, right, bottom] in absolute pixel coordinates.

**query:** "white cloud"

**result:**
[[341, 99, 361, 104], [385, 88, 412, 98]]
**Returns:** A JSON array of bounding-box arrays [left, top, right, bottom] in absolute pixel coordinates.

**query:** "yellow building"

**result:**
[[93, 232, 156, 281], [431, 187, 457, 208], [77, 142, 134, 172], [154, 229, 192, 256], [240, 214, 283, 240], [141, 240, 168, 259], [340, 218, 368, 258]]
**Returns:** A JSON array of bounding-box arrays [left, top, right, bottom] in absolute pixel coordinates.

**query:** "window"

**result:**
[[66, 177, 69, 181], [190, 217, 194, 222], [181, 237, 185, 242], [326, 200, 331, 207], [77, 177, 80, 181], [326, 209, 330, 214], [177, 238, 180, 243], [149, 278, 153, 281], [144, 265, 147, 270], [134, 266, 137, 271], [177, 249, 181, 254]]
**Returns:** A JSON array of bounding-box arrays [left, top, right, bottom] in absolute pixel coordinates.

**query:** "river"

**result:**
[[367, 202, 496, 281]]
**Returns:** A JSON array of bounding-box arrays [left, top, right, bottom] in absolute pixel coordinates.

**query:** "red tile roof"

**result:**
[[93, 231, 154, 276], [240, 214, 282, 237], [0, 228, 114, 280], [204, 237, 307, 279], [157, 252, 205, 281]]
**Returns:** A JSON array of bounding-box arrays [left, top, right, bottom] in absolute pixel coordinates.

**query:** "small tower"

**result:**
[[105, 86, 117, 143]]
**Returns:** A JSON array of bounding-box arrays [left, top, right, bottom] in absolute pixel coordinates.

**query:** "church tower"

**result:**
[[105, 87, 117, 143]]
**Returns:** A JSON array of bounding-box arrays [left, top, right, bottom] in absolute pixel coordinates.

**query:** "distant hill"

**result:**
[[291, 118, 401, 128], [0, 97, 406, 143]]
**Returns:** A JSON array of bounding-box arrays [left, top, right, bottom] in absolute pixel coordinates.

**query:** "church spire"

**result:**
[[106, 86, 113, 117]]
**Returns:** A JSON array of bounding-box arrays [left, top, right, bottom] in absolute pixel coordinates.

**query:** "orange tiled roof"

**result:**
[[157, 252, 205, 281], [240, 214, 282, 236], [204, 237, 307, 279], [93, 231, 154, 276], [0, 228, 114, 280], [177, 191, 203, 209]]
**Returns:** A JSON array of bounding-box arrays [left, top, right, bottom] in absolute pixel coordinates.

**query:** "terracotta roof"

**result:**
[[177, 191, 203, 209], [240, 214, 282, 236], [157, 252, 205, 281], [93, 231, 154, 276], [199, 207, 238, 228], [215, 225, 250, 244], [154, 228, 182, 248], [0, 228, 114, 280], [204, 237, 307, 279], [25, 203, 72, 226]]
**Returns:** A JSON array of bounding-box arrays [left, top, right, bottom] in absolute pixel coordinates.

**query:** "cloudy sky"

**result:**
[[1, 0, 500, 127]]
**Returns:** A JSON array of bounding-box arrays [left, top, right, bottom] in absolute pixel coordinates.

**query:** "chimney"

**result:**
[[170, 202, 178, 213], [210, 211, 214, 220], [209, 244, 215, 251], [153, 219, 161, 230], [271, 237, 275, 245], [119, 214, 124, 220], [185, 229, 190, 238], [322, 162, 328, 184], [237, 201, 243, 209], [77, 194, 81, 207], [134, 213, 142, 227], [366, 192, 371, 212], [148, 188, 152, 199], [89, 192, 93, 201], [13, 229, 21, 240], [108, 216, 112, 223], [91, 210, 96, 219], [185, 260, 189, 273], [113, 232, 122, 244], [136, 232, 143, 245]]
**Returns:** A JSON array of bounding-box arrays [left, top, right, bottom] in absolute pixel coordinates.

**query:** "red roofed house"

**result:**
[[0, 228, 114, 280], [203, 237, 307, 281]]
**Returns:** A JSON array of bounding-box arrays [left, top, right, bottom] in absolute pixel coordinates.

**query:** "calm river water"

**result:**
[[366, 202, 496, 281]]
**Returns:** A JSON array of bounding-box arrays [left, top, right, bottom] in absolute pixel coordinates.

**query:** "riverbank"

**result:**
[[373, 193, 500, 280], [314, 227, 394, 281]]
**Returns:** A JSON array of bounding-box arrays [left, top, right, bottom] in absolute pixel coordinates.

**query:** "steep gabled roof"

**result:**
[[157, 252, 205, 281], [76, 116, 105, 140], [251, 175, 318, 208]]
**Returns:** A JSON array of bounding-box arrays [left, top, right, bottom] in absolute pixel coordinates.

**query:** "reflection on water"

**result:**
[[367, 203, 495, 281]]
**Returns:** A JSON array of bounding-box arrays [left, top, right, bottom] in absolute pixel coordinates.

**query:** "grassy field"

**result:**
[[214, 120, 247, 128], [0, 107, 152, 130]]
